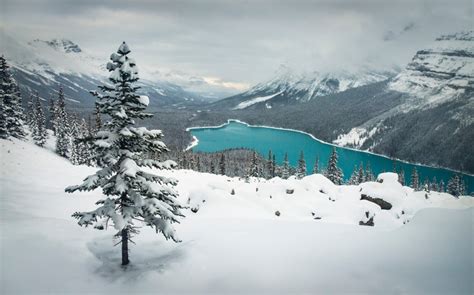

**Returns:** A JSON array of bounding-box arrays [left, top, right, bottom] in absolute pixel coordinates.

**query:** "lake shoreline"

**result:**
[[186, 119, 474, 178]]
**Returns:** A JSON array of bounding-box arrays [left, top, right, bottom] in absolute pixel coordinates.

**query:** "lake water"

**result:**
[[188, 120, 473, 194]]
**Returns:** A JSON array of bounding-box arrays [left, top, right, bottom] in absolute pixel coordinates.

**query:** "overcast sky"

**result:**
[[1, 0, 472, 91]]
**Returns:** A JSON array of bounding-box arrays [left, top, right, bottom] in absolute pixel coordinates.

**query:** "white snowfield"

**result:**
[[233, 91, 283, 110], [1, 139, 473, 294]]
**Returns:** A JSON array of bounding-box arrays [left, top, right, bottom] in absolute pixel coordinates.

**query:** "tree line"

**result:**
[[175, 146, 467, 196]]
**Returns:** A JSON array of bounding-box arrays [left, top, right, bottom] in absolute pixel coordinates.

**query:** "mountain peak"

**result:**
[[30, 39, 82, 53], [389, 31, 473, 108], [435, 31, 473, 42]]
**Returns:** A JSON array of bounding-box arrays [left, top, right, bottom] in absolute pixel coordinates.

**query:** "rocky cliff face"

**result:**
[[389, 31, 473, 109]]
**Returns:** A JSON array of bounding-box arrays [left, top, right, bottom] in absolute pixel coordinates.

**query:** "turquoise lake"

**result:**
[[189, 120, 473, 194]]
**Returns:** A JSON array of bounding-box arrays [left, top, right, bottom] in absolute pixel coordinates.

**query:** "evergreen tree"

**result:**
[[66, 42, 184, 266], [55, 86, 72, 158], [0, 56, 26, 139], [266, 150, 274, 179], [312, 156, 319, 174], [430, 176, 438, 192], [348, 165, 359, 185], [249, 151, 260, 177], [447, 174, 464, 197], [68, 114, 81, 165], [48, 98, 58, 135], [296, 150, 306, 179], [219, 153, 226, 175], [364, 162, 375, 182], [410, 167, 420, 191], [210, 160, 216, 174], [281, 152, 290, 179], [324, 147, 343, 185], [398, 169, 406, 186], [25, 94, 36, 130], [357, 163, 365, 184], [439, 180, 445, 193], [0, 87, 7, 139], [271, 154, 276, 178], [196, 156, 201, 172], [32, 95, 47, 146]]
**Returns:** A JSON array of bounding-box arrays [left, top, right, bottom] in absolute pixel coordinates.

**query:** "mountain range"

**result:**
[[0, 32, 219, 112], [209, 65, 399, 110], [1, 31, 472, 173]]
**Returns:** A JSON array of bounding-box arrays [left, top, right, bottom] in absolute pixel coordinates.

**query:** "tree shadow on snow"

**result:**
[[87, 236, 191, 282]]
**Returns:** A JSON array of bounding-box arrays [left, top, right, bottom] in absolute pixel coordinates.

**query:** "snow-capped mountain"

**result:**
[[210, 65, 398, 110], [0, 32, 210, 110], [389, 31, 473, 109], [331, 31, 473, 172]]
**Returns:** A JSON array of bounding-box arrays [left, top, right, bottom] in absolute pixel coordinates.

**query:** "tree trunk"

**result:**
[[121, 228, 129, 265]]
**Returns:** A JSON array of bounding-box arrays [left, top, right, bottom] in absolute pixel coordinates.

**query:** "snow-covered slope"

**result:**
[[389, 31, 474, 109], [1, 138, 473, 293], [211, 65, 397, 110], [0, 32, 208, 109]]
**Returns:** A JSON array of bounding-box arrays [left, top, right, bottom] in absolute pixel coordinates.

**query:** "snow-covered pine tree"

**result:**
[[68, 114, 81, 165], [439, 180, 445, 192], [25, 94, 34, 127], [32, 95, 47, 146], [75, 118, 92, 165], [398, 169, 406, 186], [271, 154, 276, 178], [364, 162, 375, 182], [410, 167, 420, 191], [296, 151, 306, 179], [312, 156, 319, 174], [348, 165, 359, 185], [0, 56, 26, 139], [210, 160, 216, 174], [266, 150, 274, 179], [66, 42, 184, 266], [48, 97, 58, 135], [447, 174, 462, 197], [0, 87, 7, 139], [219, 153, 226, 175], [357, 163, 365, 184], [55, 86, 72, 158], [249, 151, 260, 177], [430, 176, 438, 192], [196, 156, 201, 172], [281, 152, 290, 179], [324, 147, 343, 185]]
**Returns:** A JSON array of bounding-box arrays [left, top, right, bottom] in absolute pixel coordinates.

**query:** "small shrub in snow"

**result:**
[[275, 210, 281, 217]]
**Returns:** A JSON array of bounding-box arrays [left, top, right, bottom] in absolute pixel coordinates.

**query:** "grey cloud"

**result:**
[[1, 0, 471, 87]]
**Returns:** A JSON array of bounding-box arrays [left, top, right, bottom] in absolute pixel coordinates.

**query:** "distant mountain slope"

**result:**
[[389, 31, 473, 109], [209, 65, 397, 110], [1, 33, 208, 111]]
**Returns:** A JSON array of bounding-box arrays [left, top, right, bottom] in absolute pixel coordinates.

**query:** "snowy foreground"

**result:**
[[1, 139, 473, 294]]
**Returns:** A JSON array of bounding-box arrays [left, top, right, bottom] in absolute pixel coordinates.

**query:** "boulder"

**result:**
[[360, 194, 392, 210]]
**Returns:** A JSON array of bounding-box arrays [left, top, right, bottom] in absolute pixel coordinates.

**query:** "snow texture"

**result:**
[[1, 138, 473, 293], [233, 91, 283, 109]]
